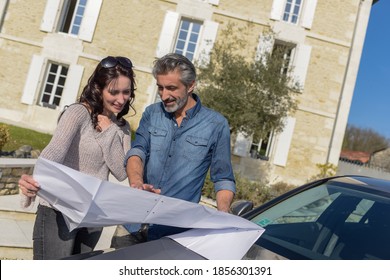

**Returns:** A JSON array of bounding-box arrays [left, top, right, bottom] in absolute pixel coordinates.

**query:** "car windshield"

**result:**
[[247, 181, 390, 260]]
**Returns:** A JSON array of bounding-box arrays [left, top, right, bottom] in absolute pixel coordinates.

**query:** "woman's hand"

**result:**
[[97, 114, 112, 131], [18, 174, 40, 197]]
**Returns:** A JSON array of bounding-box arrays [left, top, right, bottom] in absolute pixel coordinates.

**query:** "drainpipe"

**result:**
[[326, 0, 375, 164], [0, 0, 9, 32]]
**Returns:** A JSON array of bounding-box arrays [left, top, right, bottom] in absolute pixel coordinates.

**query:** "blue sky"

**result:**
[[347, 0, 390, 139]]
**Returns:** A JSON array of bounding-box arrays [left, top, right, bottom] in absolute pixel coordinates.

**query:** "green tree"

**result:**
[[342, 124, 389, 154], [197, 23, 300, 139]]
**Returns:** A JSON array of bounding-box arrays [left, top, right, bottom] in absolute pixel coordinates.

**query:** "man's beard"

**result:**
[[163, 94, 188, 113]]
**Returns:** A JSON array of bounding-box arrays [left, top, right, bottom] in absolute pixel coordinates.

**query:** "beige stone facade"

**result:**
[[0, 0, 375, 185]]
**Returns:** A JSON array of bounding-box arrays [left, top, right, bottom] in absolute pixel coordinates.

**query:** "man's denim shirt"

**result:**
[[125, 94, 236, 203]]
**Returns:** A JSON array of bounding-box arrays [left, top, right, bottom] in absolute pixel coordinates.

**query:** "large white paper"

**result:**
[[33, 157, 264, 259]]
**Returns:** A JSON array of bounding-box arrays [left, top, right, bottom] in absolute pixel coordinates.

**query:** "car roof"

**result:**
[[328, 175, 390, 194]]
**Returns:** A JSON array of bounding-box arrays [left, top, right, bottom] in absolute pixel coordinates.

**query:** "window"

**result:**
[[174, 19, 202, 62], [39, 62, 69, 109], [273, 41, 295, 75], [58, 0, 87, 35], [156, 11, 218, 63], [249, 132, 274, 160], [270, 0, 316, 29], [21, 55, 84, 109], [40, 0, 102, 42], [282, 0, 302, 24]]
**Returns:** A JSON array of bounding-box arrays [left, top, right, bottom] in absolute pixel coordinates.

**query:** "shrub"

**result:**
[[307, 163, 337, 182], [0, 124, 10, 151], [269, 181, 296, 198], [202, 173, 296, 208]]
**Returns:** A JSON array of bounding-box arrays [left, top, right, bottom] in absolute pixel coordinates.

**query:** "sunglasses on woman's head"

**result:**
[[100, 56, 133, 69]]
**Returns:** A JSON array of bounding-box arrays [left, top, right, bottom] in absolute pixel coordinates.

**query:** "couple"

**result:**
[[19, 53, 236, 260]]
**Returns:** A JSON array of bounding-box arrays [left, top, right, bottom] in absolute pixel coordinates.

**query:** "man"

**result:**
[[111, 53, 236, 247]]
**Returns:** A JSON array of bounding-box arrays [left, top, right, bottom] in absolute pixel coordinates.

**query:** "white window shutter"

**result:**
[[40, 0, 61, 32], [78, 0, 102, 42], [273, 117, 296, 167], [292, 44, 311, 88], [156, 11, 179, 58], [60, 64, 84, 109], [21, 55, 45, 105], [255, 34, 274, 63], [301, 0, 317, 29], [270, 0, 284, 21], [196, 20, 218, 66], [233, 132, 251, 157], [208, 0, 219, 5]]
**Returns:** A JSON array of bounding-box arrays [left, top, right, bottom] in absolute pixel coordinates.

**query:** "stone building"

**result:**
[[0, 0, 377, 185]]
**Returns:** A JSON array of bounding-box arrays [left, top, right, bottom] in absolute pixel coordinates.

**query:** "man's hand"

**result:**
[[216, 189, 235, 212], [130, 182, 160, 194]]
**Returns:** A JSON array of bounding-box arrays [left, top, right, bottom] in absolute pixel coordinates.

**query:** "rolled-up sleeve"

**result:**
[[124, 147, 146, 167], [210, 118, 236, 194]]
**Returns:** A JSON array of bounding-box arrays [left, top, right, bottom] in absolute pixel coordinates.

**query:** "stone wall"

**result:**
[[337, 160, 390, 181], [0, 159, 36, 196]]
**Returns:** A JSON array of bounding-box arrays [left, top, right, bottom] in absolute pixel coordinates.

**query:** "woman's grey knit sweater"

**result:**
[[38, 103, 131, 207]]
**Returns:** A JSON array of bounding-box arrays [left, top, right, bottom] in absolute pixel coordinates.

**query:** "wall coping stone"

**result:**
[[0, 158, 37, 168]]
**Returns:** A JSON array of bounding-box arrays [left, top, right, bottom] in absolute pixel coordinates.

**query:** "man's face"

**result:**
[[156, 69, 194, 114]]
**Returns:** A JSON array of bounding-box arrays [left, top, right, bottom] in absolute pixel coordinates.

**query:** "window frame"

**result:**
[[155, 10, 218, 64], [40, 0, 101, 42], [249, 131, 275, 161], [39, 61, 69, 109], [173, 18, 202, 62], [282, 0, 303, 25], [272, 40, 296, 76], [270, 0, 316, 29], [57, 0, 88, 36]]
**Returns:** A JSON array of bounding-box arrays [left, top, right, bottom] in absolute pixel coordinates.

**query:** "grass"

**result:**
[[0, 122, 52, 151]]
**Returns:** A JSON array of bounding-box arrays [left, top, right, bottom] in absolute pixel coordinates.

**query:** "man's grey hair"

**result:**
[[152, 53, 196, 87]]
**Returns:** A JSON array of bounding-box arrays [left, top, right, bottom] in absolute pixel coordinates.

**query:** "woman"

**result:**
[[18, 56, 135, 259]]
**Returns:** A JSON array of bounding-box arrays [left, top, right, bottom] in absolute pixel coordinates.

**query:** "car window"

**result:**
[[246, 182, 390, 260], [251, 186, 339, 227], [254, 193, 338, 226]]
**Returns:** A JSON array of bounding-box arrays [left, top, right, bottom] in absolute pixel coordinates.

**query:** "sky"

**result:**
[[347, 0, 390, 139]]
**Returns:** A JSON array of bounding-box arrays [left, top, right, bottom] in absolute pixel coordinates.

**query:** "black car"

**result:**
[[239, 175, 390, 260], [65, 175, 390, 260]]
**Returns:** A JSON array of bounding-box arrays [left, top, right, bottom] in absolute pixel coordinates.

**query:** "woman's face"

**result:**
[[102, 75, 132, 115]]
